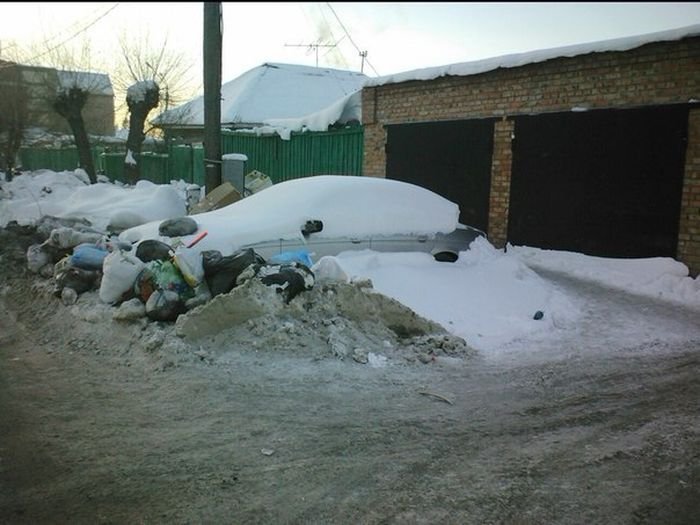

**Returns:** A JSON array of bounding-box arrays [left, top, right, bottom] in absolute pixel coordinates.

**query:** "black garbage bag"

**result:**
[[202, 248, 265, 296], [135, 239, 173, 263], [54, 264, 100, 296], [146, 289, 186, 322], [258, 262, 315, 304], [159, 217, 198, 237]]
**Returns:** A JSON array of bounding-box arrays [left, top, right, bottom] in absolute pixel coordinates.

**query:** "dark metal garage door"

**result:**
[[385, 119, 494, 232], [508, 105, 688, 257]]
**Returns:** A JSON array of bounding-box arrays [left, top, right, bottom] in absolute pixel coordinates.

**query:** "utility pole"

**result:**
[[203, 2, 222, 194], [359, 51, 367, 73], [284, 42, 336, 67]]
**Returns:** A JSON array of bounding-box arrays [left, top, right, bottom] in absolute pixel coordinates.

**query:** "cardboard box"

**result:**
[[189, 182, 241, 214]]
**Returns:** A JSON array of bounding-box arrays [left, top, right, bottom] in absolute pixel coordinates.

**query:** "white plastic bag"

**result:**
[[99, 250, 145, 304], [172, 246, 205, 287]]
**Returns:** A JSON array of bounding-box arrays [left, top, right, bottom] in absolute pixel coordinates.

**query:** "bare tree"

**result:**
[[124, 80, 159, 184], [114, 31, 198, 137], [0, 61, 28, 181], [53, 83, 97, 183]]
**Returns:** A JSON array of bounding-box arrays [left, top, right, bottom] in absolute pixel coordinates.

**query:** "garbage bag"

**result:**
[[54, 264, 99, 296], [202, 248, 265, 296], [135, 239, 173, 263], [268, 249, 313, 268], [159, 217, 198, 237], [172, 246, 204, 287], [134, 260, 194, 304], [257, 262, 315, 304], [71, 244, 108, 271], [49, 227, 103, 249], [133, 266, 157, 303], [146, 289, 185, 322], [149, 260, 194, 300], [26, 244, 51, 274], [99, 250, 145, 305]]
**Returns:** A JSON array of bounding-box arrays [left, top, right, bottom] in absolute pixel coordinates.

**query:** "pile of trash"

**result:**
[[17, 212, 475, 366], [24, 215, 316, 324]]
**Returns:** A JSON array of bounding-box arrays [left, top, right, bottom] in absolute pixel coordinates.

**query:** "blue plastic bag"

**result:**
[[71, 244, 109, 271], [269, 249, 313, 268]]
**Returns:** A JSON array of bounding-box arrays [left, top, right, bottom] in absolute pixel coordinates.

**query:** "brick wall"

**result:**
[[679, 108, 700, 276], [362, 37, 700, 273]]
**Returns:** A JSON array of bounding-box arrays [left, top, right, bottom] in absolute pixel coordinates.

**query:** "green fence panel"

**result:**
[[139, 153, 170, 185], [168, 145, 194, 184], [220, 126, 363, 184], [101, 152, 125, 183], [192, 146, 205, 186], [19, 146, 107, 174]]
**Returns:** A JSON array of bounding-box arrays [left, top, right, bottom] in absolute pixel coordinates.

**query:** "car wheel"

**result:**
[[433, 251, 458, 263]]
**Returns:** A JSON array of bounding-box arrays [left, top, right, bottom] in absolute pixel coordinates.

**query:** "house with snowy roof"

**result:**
[[153, 62, 368, 142], [0, 60, 114, 137]]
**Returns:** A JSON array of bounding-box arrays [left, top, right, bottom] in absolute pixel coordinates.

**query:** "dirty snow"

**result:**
[[1, 169, 698, 355]]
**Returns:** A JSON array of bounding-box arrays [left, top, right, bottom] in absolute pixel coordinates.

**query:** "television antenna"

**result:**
[[284, 42, 337, 67]]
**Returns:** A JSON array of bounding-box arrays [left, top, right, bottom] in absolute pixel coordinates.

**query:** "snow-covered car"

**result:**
[[120, 175, 486, 263]]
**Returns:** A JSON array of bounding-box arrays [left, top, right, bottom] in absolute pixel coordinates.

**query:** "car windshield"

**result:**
[[120, 175, 461, 256]]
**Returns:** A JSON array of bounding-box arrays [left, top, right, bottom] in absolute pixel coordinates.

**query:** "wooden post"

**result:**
[[203, 2, 222, 194]]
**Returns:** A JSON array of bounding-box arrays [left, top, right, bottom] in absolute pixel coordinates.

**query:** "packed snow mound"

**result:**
[[176, 277, 475, 365], [0, 170, 187, 232], [509, 244, 700, 308]]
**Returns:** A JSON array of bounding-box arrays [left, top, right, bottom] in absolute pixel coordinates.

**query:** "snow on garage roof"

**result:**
[[365, 23, 700, 88], [154, 62, 368, 127]]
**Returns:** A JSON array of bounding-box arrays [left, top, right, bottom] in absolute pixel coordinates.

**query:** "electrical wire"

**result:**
[[1, 3, 120, 70], [325, 3, 380, 76]]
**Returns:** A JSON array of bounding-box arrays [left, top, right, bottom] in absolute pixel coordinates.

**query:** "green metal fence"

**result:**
[[221, 126, 364, 183], [19, 146, 107, 173], [18, 126, 363, 187]]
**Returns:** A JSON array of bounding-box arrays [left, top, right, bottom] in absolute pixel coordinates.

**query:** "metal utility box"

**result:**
[[221, 153, 248, 195]]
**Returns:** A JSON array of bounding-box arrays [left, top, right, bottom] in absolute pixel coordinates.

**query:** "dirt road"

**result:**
[[1, 246, 699, 524]]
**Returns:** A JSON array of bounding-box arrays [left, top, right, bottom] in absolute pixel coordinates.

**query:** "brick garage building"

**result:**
[[362, 25, 700, 275]]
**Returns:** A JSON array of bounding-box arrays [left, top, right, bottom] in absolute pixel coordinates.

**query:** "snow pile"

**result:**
[[508, 244, 700, 308], [331, 237, 581, 350], [0, 169, 186, 232]]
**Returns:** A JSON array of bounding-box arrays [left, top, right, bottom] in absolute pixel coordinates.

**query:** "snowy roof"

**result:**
[[153, 62, 368, 127], [366, 23, 700, 87], [57, 70, 114, 96]]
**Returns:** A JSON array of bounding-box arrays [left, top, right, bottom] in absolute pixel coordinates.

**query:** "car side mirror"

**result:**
[[302, 219, 323, 236]]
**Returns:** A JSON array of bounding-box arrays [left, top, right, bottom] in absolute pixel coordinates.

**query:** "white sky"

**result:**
[[2, 2, 700, 88], [1, 169, 698, 354]]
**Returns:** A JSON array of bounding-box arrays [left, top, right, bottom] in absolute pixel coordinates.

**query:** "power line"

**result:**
[[2, 3, 120, 69], [325, 2, 379, 76]]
